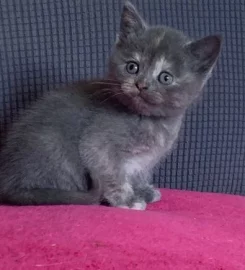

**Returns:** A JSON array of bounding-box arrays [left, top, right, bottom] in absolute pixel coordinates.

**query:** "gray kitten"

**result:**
[[0, 2, 221, 209]]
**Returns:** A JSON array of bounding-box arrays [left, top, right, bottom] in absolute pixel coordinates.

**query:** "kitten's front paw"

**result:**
[[137, 185, 161, 203], [151, 189, 161, 203], [118, 200, 147, 211], [104, 182, 135, 207], [131, 200, 147, 210]]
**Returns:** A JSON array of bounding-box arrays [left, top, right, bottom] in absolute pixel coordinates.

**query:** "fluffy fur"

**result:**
[[0, 2, 221, 209]]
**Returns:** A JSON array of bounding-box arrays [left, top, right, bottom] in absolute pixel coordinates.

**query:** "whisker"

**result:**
[[103, 79, 122, 83], [89, 81, 134, 90], [88, 88, 113, 98], [100, 92, 123, 104], [108, 79, 133, 87], [89, 81, 121, 86]]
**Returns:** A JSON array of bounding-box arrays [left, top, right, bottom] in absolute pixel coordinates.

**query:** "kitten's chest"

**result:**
[[122, 151, 158, 177], [121, 117, 182, 177], [122, 142, 169, 177]]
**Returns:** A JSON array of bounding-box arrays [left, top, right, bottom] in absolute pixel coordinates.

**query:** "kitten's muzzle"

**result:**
[[135, 82, 148, 91]]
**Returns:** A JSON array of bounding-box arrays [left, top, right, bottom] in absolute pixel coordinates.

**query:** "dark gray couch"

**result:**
[[0, 0, 244, 194]]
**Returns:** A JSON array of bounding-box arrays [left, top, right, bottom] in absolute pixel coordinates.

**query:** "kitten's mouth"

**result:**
[[135, 91, 164, 106], [120, 85, 163, 106]]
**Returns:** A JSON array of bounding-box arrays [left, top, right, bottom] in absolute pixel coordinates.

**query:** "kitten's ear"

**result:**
[[187, 35, 222, 73], [119, 1, 147, 42]]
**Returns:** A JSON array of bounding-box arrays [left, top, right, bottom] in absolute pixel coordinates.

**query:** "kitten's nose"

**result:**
[[135, 82, 148, 91]]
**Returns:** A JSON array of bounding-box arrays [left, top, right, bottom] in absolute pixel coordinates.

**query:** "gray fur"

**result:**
[[0, 2, 221, 208]]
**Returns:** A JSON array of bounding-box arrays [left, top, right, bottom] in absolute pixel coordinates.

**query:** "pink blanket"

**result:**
[[0, 189, 245, 269]]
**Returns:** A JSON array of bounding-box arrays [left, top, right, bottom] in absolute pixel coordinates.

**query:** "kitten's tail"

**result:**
[[0, 177, 103, 206]]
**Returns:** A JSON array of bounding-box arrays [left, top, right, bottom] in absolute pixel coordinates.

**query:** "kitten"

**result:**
[[0, 2, 221, 209]]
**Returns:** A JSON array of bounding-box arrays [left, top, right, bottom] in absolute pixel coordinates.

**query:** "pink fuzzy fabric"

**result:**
[[0, 189, 245, 269]]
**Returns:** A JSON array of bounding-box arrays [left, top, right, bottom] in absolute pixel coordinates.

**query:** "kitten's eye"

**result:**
[[158, 71, 173, 85], [126, 61, 139, 74]]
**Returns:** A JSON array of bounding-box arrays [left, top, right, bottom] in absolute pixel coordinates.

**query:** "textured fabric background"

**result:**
[[0, 0, 244, 194]]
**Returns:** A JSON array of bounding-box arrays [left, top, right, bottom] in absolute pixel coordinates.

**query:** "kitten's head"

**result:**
[[107, 1, 222, 117]]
